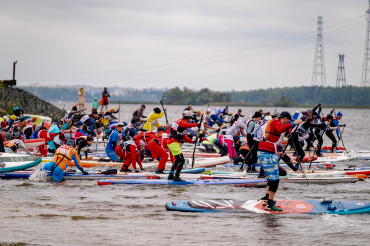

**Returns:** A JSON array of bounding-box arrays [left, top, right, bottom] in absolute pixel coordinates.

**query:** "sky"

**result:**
[[0, 0, 369, 91]]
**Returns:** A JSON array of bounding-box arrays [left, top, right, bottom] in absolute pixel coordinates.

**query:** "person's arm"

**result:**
[[113, 108, 120, 113], [71, 149, 82, 170], [78, 129, 88, 136], [20, 109, 24, 116], [214, 114, 227, 123], [182, 134, 194, 144], [19, 142, 33, 155], [334, 120, 340, 138]]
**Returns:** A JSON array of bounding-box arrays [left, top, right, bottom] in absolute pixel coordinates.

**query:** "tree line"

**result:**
[[20, 85, 370, 106], [161, 87, 231, 105]]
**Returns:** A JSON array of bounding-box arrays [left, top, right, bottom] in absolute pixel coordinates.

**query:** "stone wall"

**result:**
[[0, 87, 65, 119]]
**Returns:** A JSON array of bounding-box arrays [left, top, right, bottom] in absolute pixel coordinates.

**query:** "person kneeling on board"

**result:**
[[74, 136, 94, 159], [105, 122, 126, 162], [257, 111, 302, 211], [167, 111, 199, 181], [146, 126, 170, 174], [4, 134, 35, 155], [40, 140, 88, 182], [115, 139, 144, 172]]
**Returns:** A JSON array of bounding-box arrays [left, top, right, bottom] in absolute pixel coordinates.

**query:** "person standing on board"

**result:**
[[99, 87, 110, 112], [257, 111, 301, 211], [131, 105, 147, 125]]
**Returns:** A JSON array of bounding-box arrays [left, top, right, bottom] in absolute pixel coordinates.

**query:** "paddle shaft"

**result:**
[[339, 126, 347, 152], [160, 101, 169, 126], [309, 106, 326, 170], [192, 104, 209, 168]]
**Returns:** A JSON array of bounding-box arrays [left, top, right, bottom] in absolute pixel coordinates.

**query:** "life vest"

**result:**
[[80, 115, 90, 124], [246, 120, 259, 135], [169, 118, 189, 142], [52, 145, 74, 170], [70, 127, 79, 138], [38, 129, 50, 139], [256, 118, 283, 153], [0, 132, 4, 141], [108, 130, 124, 143], [119, 140, 138, 153], [5, 139, 23, 152]]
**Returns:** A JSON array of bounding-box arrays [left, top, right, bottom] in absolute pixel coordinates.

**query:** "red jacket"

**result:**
[[258, 118, 293, 153], [169, 118, 198, 143]]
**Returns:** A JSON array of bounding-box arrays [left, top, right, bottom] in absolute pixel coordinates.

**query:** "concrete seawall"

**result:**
[[0, 87, 65, 119]]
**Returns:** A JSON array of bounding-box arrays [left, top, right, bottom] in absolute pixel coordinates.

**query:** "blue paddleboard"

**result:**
[[165, 199, 370, 215]]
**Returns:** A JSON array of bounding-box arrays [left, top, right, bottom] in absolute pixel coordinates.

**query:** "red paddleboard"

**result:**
[[4, 139, 45, 151], [322, 146, 345, 151], [291, 156, 317, 163]]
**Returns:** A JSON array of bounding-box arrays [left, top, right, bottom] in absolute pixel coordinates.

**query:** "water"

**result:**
[[1, 104, 370, 245]]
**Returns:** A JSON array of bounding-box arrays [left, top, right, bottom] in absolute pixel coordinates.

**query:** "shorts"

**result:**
[[257, 151, 279, 181], [167, 142, 182, 156], [41, 161, 64, 182]]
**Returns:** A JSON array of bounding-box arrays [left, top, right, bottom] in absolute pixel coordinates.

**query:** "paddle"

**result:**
[[338, 125, 347, 153], [119, 100, 121, 120], [160, 101, 169, 126], [308, 106, 326, 170], [239, 144, 256, 172], [192, 104, 209, 168]]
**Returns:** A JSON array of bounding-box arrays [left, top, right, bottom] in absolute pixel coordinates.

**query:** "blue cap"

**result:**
[[337, 111, 343, 117], [279, 111, 292, 120], [77, 121, 83, 126], [122, 121, 128, 126]]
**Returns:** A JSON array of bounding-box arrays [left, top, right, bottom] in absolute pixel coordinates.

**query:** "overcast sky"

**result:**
[[0, 0, 369, 91]]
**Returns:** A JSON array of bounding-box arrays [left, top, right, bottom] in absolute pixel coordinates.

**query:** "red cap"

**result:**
[[33, 117, 37, 122], [1, 121, 6, 128]]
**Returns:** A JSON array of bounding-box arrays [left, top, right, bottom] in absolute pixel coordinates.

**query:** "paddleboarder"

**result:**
[[257, 111, 302, 211]]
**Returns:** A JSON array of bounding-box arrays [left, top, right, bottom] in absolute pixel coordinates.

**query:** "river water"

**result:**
[[1, 104, 369, 245]]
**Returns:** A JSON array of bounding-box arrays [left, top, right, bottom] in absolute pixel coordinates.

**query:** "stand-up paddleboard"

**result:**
[[0, 171, 160, 180], [321, 146, 345, 151], [97, 178, 265, 186], [23, 115, 52, 125], [186, 156, 230, 168], [165, 199, 370, 214], [0, 153, 42, 173], [183, 152, 221, 158], [4, 139, 45, 151], [201, 175, 358, 184]]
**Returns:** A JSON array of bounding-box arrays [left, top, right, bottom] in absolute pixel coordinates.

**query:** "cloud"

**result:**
[[0, 0, 368, 90]]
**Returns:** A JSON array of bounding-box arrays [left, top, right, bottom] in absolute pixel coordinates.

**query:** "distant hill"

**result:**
[[230, 86, 370, 106], [20, 85, 370, 107]]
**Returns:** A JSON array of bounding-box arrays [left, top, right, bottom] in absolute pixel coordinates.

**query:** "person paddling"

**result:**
[[257, 111, 302, 211], [167, 111, 199, 181]]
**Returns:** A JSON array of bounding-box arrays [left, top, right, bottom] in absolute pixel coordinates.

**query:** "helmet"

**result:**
[[183, 110, 192, 119], [4, 133, 12, 140], [110, 107, 115, 111], [206, 108, 211, 113], [66, 139, 75, 147], [10, 115, 16, 121], [215, 108, 221, 114], [43, 122, 51, 128]]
